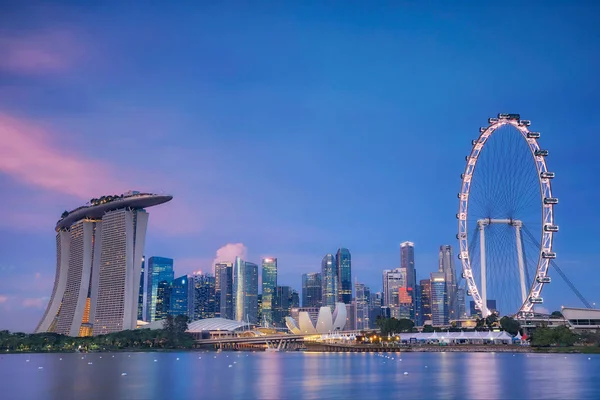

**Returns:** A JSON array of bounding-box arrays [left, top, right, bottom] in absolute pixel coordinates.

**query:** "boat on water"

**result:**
[[265, 347, 281, 352]]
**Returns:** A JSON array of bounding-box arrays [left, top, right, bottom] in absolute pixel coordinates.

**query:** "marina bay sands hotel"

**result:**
[[36, 191, 172, 336]]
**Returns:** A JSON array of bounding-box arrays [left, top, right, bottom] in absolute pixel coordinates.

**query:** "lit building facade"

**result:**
[[215, 262, 233, 318], [169, 275, 189, 317], [261, 258, 277, 326], [138, 257, 146, 321], [400, 241, 416, 321], [274, 285, 299, 326], [192, 273, 216, 321], [382, 268, 404, 318], [457, 288, 466, 319], [355, 282, 371, 330], [146, 256, 174, 322], [336, 248, 352, 303], [430, 272, 448, 326], [321, 254, 338, 311], [439, 245, 458, 320], [36, 192, 172, 336], [419, 278, 432, 325], [302, 272, 322, 307], [233, 257, 258, 323]]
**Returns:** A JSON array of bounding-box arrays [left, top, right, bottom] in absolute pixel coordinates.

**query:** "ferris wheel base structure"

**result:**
[[457, 113, 557, 319]]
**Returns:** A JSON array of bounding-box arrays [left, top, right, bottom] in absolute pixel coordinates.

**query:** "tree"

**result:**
[[499, 316, 521, 336], [550, 311, 564, 319], [531, 327, 554, 347], [553, 326, 578, 347], [422, 325, 434, 333]]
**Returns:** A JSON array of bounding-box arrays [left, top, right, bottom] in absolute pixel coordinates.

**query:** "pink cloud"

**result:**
[[21, 297, 48, 309], [0, 114, 128, 199], [0, 31, 81, 75], [0, 295, 8, 304], [212, 243, 248, 270]]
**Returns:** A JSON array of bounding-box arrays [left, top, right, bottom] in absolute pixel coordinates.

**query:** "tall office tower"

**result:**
[[398, 286, 412, 319], [400, 241, 416, 321], [233, 257, 258, 323], [346, 303, 356, 330], [146, 256, 175, 322], [169, 275, 189, 316], [36, 192, 171, 336], [382, 268, 404, 318], [187, 276, 195, 320], [302, 272, 322, 307], [419, 279, 432, 325], [261, 258, 277, 326], [336, 248, 352, 303], [138, 257, 145, 321], [456, 288, 466, 319], [274, 285, 297, 326], [218, 263, 234, 319], [438, 245, 457, 320], [192, 273, 216, 320], [214, 262, 233, 318], [155, 280, 171, 321], [321, 254, 338, 310], [355, 282, 371, 330], [430, 272, 448, 326], [369, 292, 383, 328]]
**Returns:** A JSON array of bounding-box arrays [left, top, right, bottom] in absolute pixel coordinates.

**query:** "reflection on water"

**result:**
[[1, 351, 599, 400]]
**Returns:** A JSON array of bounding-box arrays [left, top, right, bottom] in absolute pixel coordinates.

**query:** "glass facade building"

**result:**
[[355, 282, 370, 330], [218, 262, 234, 320], [419, 278, 432, 325], [439, 245, 458, 321], [191, 273, 216, 320], [138, 257, 145, 321], [430, 272, 448, 326], [233, 257, 258, 323], [321, 254, 338, 311], [169, 275, 189, 317], [302, 272, 322, 307], [261, 258, 277, 326], [400, 241, 416, 321], [146, 256, 174, 322], [336, 248, 352, 304]]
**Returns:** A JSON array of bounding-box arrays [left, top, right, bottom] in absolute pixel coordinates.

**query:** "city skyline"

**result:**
[[1, 2, 600, 332]]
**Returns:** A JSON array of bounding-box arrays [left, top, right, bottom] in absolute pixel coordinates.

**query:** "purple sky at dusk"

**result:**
[[1, 2, 600, 332]]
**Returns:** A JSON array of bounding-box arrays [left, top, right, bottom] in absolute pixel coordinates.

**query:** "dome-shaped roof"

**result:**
[[187, 318, 250, 332]]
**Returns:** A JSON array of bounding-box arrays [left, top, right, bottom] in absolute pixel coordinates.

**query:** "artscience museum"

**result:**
[[285, 303, 347, 334]]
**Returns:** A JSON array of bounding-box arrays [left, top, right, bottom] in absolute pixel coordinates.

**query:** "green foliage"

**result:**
[[0, 317, 195, 353], [550, 311, 564, 319], [499, 316, 521, 336], [531, 325, 578, 347], [376, 318, 414, 336], [422, 325, 434, 333]]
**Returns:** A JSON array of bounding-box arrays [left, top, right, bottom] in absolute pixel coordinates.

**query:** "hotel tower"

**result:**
[[36, 191, 172, 336]]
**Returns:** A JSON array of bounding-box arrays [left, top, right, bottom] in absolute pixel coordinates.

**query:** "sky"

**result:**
[[1, 1, 599, 332]]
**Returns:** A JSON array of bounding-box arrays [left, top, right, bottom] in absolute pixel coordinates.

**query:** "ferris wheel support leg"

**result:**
[[479, 220, 489, 317], [514, 222, 527, 304]]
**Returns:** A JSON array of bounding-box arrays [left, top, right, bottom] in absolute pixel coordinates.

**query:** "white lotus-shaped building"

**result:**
[[285, 303, 347, 334]]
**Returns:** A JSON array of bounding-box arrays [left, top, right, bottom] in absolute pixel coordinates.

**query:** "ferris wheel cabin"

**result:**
[[527, 131, 541, 139], [544, 197, 559, 205], [536, 276, 552, 283], [544, 224, 559, 232], [540, 172, 555, 179], [542, 251, 557, 259], [529, 297, 544, 304], [498, 113, 521, 120]]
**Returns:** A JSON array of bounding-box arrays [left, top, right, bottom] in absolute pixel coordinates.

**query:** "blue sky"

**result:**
[[0, 2, 599, 331]]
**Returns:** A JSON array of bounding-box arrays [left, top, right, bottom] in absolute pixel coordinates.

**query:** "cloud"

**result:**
[[0, 295, 8, 304], [534, 306, 550, 315], [21, 297, 48, 309], [212, 243, 247, 267], [0, 31, 81, 75], [0, 114, 128, 199]]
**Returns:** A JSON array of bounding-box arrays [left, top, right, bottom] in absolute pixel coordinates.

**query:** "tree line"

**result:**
[[0, 315, 194, 353]]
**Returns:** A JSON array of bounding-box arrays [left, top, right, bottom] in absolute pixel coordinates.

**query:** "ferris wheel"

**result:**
[[457, 113, 557, 318]]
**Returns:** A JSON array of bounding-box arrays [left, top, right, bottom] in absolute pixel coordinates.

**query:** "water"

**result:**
[[0, 351, 598, 399]]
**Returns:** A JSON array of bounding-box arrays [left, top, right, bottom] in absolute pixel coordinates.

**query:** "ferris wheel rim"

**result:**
[[456, 114, 556, 318]]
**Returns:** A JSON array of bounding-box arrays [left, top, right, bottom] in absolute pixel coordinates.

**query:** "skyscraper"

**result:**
[[233, 257, 258, 323], [274, 285, 298, 326], [36, 192, 172, 336], [155, 280, 171, 321], [457, 287, 466, 319], [218, 262, 234, 319], [191, 273, 216, 320], [419, 279, 432, 325], [382, 268, 403, 318], [400, 241, 416, 321], [146, 256, 174, 322], [302, 272, 322, 307], [169, 275, 189, 316], [430, 272, 448, 326], [215, 262, 233, 318], [355, 282, 371, 330], [439, 245, 457, 320], [261, 258, 277, 326], [336, 248, 352, 303], [321, 254, 338, 310]]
